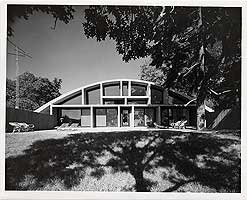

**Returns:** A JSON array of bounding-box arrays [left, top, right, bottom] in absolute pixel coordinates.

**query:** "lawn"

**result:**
[[5, 129, 240, 192]]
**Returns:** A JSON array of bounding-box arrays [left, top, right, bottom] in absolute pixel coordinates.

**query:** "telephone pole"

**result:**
[[15, 46, 19, 109], [7, 39, 32, 109]]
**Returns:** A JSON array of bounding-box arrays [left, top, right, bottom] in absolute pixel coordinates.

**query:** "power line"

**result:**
[[7, 39, 32, 59], [7, 39, 32, 109], [7, 52, 26, 57]]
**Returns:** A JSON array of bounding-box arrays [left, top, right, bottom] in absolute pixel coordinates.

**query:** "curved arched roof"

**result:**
[[35, 79, 162, 113]]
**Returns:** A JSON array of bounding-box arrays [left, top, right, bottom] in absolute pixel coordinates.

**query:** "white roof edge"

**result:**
[[205, 105, 215, 112], [35, 79, 158, 113]]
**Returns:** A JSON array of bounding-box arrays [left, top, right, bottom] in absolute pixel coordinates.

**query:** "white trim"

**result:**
[[117, 106, 120, 128], [50, 104, 196, 108], [35, 79, 158, 113], [90, 106, 93, 128], [34, 79, 194, 113], [205, 105, 215, 112], [100, 83, 103, 105]]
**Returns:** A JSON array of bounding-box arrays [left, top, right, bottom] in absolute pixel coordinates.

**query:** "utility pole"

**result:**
[[7, 39, 32, 110], [15, 46, 19, 109]]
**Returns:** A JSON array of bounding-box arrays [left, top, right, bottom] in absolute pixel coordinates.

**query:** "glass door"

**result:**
[[121, 108, 130, 127]]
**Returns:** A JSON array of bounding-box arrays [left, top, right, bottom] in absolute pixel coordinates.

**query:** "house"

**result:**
[[35, 79, 197, 128]]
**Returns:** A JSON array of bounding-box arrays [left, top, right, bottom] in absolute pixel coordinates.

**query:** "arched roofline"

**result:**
[[34, 79, 162, 113]]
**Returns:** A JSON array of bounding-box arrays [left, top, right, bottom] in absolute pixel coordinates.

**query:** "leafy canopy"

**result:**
[[7, 5, 75, 36], [6, 72, 62, 111], [83, 6, 241, 108]]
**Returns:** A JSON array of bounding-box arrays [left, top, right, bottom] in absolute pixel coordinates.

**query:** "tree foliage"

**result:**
[[83, 6, 241, 109], [6, 72, 62, 111], [7, 5, 75, 36], [139, 63, 166, 87]]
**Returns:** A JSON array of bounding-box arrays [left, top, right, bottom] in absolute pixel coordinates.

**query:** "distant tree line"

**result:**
[[6, 72, 62, 111]]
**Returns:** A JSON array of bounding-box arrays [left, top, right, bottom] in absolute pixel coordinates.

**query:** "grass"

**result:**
[[5, 129, 240, 192]]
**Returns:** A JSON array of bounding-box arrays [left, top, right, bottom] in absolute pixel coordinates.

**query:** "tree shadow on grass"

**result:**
[[6, 130, 240, 192]]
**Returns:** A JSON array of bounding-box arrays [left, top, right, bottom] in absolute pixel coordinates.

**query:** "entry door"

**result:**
[[121, 108, 130, 127]]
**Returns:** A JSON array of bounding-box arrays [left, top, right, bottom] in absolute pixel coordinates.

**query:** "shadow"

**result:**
[[6, 130, 240, 192]]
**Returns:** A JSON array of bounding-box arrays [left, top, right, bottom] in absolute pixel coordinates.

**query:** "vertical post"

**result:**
[[157, 107, 161, 124], [15, 46, 19, 109], [81, 88, 84, 105], [118, 106, 121, 127], [163, 89, 168, 104], [100, 83, 103, 104], [147, 84, 151, 104], [128, 81, 131, 96], [90, 106, 94, 128], [50, 105, 53, 115], [131, 106, 134, 127], [120, 81, 122, 96]]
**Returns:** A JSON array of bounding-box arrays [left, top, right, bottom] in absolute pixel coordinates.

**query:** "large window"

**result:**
[[61, 108, 81, 124], [95, 108, 118, 127], [127, 99, 148, 105], [85, 87, 100, 104], [103, 83, 120, 96], [131, 84, 147, 96], [81, 108, 91, 127], [161, 107, 190, 126], [122, 82, 129, 96], [145, 108, 155, 123], [57, 93, 82, 105], [134, 108, 156, 127], [151, 88, 163, 104], [134, 108, 145, 127], [106, 108, 118, 127], [103, 99, 124, 105]]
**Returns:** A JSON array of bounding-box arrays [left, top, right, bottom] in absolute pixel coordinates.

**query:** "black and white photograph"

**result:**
[[1, 1, 246, 199]]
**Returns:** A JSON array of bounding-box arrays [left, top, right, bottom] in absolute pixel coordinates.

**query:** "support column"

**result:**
[[81, 88, 84, 105], [120, 81, 122, 96], [100, 83, 103, 105], [50, 105, 53, 115], [147, 84, 151, 104], [118, 106, 121, 127], [90, 106, 94, 128], [157, 106, 161, 124], [128, 81, 131, 96], [131, 106, 135, 127]]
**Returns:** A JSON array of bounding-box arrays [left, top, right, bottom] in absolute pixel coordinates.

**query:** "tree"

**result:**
[[7, 5, 75, 37], [6, 72, 62, 111], [83, 6, 241, 129], [139, 63, 166, 86]]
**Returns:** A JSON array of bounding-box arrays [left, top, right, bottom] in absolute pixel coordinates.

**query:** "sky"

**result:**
[[7, 6, 147, 94]]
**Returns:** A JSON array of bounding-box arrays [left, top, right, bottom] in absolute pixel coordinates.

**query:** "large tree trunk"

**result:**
[[196, 7, 206, 130], [134, 169, 148, 192], [197, 101, 206, 130]]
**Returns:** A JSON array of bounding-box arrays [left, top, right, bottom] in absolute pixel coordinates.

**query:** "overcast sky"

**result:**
[[7, 6, 146, 94]]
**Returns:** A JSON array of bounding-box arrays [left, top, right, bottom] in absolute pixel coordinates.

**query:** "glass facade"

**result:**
[[60, 108, 81, 124], [134, 108, 145, 127], [81, 108, 91, 127], [103, 84, 120, 96], [95, 108, 118, 127], [103, 99, 124, 104], [131, 84, 147, 96], [134, 108, 156, 127], [46, 80, 196, 128], [161, 107, 190, 126], [56, 93, 82, 105], [122, 82, 128, 96], [86, 87, 100, 104], [151, 88, 163, 104], [127, 99, 148, 104]]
